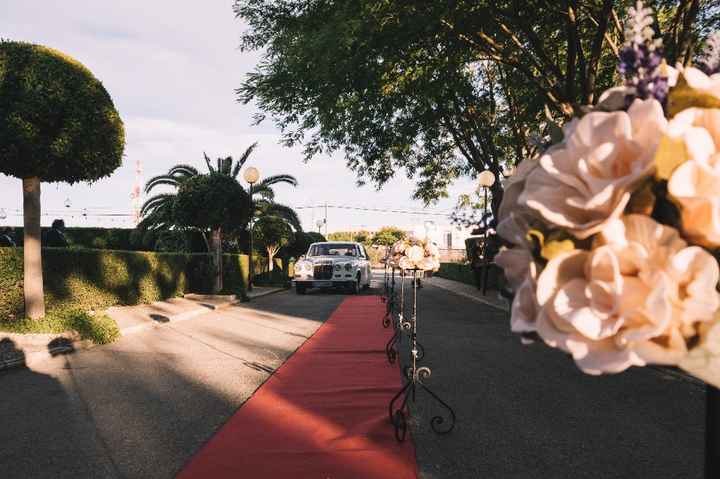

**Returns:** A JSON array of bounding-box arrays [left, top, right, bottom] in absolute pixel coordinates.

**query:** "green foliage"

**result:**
[[435, 262, 476, 287], [327, 230, 371, 244], [174, 174, 250, 232], [285, 231, 326, 258], [0, 247, 274, 322], [254, 216, 292, 253], [140, 147, 301, 250], [372, 227, 406, 246], [0, 41, 124, 182], [235, 0, 716, 211], [0, 309, 120, 345], [0, 247, 190, 321]]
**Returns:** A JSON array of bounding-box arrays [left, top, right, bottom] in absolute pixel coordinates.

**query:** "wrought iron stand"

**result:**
[[707, 385, 720, 478], [386, 270, 404, 363], [388, 269, 456, 442], [386, 269, 425, 364], [382, 267, 395, 328]]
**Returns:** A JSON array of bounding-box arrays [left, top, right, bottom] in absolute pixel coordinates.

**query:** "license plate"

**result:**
[[315, 281, 333, 288]]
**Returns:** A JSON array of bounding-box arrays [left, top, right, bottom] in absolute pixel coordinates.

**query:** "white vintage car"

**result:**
[[293, 241, 372, 294]]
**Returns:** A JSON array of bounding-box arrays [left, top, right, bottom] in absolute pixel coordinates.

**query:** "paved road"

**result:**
[[0, 290, 346, 479], [1, 275, 706, 479], [394, 278, 705, 479]]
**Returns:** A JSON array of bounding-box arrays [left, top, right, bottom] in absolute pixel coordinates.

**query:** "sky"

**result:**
[[0, 1, 477, 233]]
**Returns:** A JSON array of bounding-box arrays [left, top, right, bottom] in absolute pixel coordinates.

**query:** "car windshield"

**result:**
[[308, 243, 357, 257]]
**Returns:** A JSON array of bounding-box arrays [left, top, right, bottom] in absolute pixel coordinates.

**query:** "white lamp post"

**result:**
[[244, 167, 260, 292], [478, 170, 496, 231]]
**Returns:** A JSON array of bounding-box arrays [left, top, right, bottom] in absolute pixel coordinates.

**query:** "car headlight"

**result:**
[[334, 264, 342, 272], [344, 263, 352, 271], [304, 262, 313, 272]]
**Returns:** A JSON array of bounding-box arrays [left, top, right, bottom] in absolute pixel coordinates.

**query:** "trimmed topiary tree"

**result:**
[[0, 41, 125, 319], [254, 216, 293, 272], [174, 173, 250, 292]]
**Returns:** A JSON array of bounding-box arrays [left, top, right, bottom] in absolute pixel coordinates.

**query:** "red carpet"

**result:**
[[177, 295, 418, 479]]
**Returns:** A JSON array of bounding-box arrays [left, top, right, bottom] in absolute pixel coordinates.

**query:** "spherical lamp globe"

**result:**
[[243, 166, 260, 184], [478, 170, 496, 187]]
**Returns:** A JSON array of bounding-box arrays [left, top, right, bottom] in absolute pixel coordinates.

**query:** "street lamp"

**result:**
[[244, 166, 260, 292], [478, 170, 496, 230]]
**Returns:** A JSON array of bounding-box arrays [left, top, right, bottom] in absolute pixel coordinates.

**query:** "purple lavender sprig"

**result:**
[[619, 1, 669, 104], [699, 32, 720, 75]]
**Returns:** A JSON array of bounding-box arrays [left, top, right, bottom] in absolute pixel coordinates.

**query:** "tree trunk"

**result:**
[[267, 246, 277, 272], [23, 177, 45, 319], [211, 227, 222, 293]]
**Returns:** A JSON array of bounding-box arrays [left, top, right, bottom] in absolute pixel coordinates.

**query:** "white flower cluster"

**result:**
[[388, 237, 440, 272], [624, 1, 660, 52]]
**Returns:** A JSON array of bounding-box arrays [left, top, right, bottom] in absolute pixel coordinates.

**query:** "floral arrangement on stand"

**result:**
[[495, 1, 720, 387], [389, 237, 441, 272]]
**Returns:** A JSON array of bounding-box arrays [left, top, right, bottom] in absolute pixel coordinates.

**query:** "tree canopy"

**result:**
[[235, 0, 718, 215], [174, 174, 250, 232], [0, 40, 125, 182], [254, 215, 293, 270], [372, 226, 407, 247]]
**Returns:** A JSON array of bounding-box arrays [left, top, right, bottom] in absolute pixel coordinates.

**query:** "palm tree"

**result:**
[[139, 143, 300, 290], [140, 143, 300, 236]]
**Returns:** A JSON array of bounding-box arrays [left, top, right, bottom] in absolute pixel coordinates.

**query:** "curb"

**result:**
[[245, 287, 289, 301], [0, 297, 238, 373], [426, 279, 509, 313], [117, 298, 236, 337]]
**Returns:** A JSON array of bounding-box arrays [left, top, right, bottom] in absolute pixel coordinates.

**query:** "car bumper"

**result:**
[[293, 279, 356, 288]]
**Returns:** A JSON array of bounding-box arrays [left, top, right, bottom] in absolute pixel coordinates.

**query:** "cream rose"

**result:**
[[520, 99, 667, 239], [666, 107, 720, 246], [397, 256, 414, 270], [406, 245, 425, 264], [682, 66, 720, 100], [535, 215, 719, 374]]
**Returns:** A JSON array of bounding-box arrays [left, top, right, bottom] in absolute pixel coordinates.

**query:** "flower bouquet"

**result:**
[[389, 237, 441, 272], [495, 2, 720, 387]]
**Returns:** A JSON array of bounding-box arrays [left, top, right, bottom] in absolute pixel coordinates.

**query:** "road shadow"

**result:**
[[0, 339, 117, 478], [150, 313, 170, 323]]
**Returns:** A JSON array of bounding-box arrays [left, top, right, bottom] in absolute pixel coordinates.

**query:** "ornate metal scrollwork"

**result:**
[[387, 268, 456, 442]]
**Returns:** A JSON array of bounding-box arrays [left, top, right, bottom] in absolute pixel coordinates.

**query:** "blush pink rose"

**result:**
[[520, 99, 667, 239], [666, 107, 720, 247], [535, 215, 719, 374]]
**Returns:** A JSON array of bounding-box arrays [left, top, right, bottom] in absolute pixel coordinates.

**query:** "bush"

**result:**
[[435, 262, 476, 286], [0, 247, 273, 321], [435, 261, 506, 291], [0, 309, 120, 345]]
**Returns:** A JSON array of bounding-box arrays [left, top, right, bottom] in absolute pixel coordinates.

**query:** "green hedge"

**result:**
[[0, 247, 284, 321], [435, 262, 477, 287]]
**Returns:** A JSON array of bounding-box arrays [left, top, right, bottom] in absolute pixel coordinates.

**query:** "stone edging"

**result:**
[[0, 290, 286, 373]]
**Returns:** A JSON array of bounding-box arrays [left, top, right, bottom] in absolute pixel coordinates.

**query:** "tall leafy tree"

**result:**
[[253, 215, 293, 271], [174, 174, 249, 292], [140, 144, 301, 244], [234, 0, 717, 217], [0, 41, 124, 319], [372, 227, 407, 247], [140, 143, 301, 291]]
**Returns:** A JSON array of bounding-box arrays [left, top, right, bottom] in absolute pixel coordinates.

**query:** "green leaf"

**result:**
[[667, 74, 720, 117], [627, 181, 656, 215], [654, 135, 689, 181], [540, 239, 575, 261]]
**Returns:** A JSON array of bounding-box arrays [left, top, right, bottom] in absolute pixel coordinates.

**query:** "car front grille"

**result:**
[[314, 264, 333, 280]]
